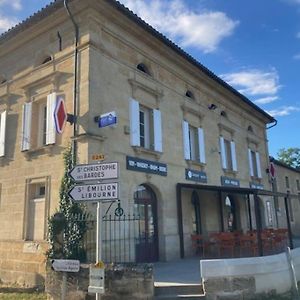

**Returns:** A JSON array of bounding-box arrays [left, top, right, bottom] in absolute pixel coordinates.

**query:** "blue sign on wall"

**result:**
[[185, 169, 207, 183], [126, 156, 167, 176], [98, 111, 117, 128]]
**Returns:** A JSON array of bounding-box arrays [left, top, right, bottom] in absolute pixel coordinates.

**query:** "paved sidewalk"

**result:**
[[153, 258, 201, 286]]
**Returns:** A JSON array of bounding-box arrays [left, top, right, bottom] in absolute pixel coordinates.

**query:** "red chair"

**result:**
[[214, 232, 236, 258], [239, 234, 258, 257], [191, 234, 211, 258]]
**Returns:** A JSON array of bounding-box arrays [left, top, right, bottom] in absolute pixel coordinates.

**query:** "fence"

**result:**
[[73, 212, 141, 263]]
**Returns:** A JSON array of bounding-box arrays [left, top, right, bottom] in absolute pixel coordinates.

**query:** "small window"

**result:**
[[139, 105, 154, 149], [185, 90, 194, 99], [285, 176, 290, 189], [137, 63, 151, 75], [224, 139, 233, 171], [220, 111, 227, 118], [41, 56, 52, 65], [248, 125, 254, 133], [296, 179, 300, 190], [188, 125, 200, 161]]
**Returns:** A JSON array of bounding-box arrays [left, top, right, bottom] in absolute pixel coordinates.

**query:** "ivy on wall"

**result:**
[[46, 146, 87, 261]]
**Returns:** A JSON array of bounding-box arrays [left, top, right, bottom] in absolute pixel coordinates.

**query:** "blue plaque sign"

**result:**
[[98, 111, 117, 128], [126, 156, 167, 176], [250, 182, 264, 190], [185, 169, 207, 183], [221, 176, 240, 187]]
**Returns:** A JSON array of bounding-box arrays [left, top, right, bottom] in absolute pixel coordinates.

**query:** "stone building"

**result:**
[[0, 0, 279, 287], [270, 158, 300, 238]]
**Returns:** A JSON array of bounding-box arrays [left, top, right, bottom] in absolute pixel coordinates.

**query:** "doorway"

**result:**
[[134, 185, 159, 262]]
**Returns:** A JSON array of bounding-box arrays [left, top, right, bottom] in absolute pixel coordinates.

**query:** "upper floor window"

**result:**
[[297, 179, 300, 190], [21, 93, 56, 151], [220, 137, 237, 172], [0, 110, 7, 157], [248, 149, 262, 178], [129, 98, 162, 152], [137, 63, 151, 76], [285, 176, 290, 189], [182, 121, 205, 163], [248, 125, 254, 133], [185, 90, 194, 99]]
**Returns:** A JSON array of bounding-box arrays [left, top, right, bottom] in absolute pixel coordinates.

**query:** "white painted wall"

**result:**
[[201, 247, 300, 295]]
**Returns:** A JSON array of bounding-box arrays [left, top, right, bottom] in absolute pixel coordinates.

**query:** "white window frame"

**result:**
[[0, 110, 7, 157]]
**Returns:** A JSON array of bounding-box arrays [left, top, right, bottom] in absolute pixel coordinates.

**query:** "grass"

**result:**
[[0, 292, 47, 299]]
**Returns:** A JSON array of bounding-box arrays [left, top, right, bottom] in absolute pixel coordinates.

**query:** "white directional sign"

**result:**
[[69, 162, 118, 182], [51, 259, 80, 273], [68, 182, 119, 202]]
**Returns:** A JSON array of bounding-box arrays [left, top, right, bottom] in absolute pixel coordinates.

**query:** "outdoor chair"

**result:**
[[191, 234, 211, 258]]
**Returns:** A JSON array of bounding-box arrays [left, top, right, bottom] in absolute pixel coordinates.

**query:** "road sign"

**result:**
[[98, 111, 117, 128], [51, 259, 80, 273], [69, 162, 118, 182], [68, 182, 119, 202], [54, 96, 67, 134]]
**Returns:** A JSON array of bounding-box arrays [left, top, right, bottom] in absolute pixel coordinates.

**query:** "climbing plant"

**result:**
[[46, 145, 87, 261]]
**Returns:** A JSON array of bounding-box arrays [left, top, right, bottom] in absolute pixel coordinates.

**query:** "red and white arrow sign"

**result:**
[[54, 96, 67, 134]]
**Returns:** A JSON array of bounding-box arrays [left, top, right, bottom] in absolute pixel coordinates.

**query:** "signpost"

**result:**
[[51, 259, 80, 273], [68, 182, 119, 202], [68, 161, 120, 300], [69, 162, 118, 182]]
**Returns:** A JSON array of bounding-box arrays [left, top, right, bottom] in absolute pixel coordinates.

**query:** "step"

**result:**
[[155, 284, 204, 297], [154, 284, 206, 300]]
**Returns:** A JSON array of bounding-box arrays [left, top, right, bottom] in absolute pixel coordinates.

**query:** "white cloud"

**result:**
[[0, 14, 18, 33], [0, 0, 21, 10], [293, 53, 300, 60], [220, 69, 281, 96], [254, 96, 279, 105], [120, 0, 239, 53], [267, 106, 300, 117]]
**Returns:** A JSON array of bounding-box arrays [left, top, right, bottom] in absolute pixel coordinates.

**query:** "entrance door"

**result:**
[[134, 185, 159, 262]]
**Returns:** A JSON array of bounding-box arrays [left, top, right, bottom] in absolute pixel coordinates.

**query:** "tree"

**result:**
[[47, 145, 87, 261], [277, 147, 300, 169]]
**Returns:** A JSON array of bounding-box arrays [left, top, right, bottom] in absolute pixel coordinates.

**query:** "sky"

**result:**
[[0, 0, 299, 157]]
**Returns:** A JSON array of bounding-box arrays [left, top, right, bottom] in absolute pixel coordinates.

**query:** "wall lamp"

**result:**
[[208, 103, 217, 110]]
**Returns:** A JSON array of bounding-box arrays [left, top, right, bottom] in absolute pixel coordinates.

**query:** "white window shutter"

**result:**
[[220, 136, 227, 169], [198, 128, 206, 164], [248, 148, 254, 177], [129, 98, 140, 146], [256, 152, 262, 178], [230, 141, 237, 171], [46, 93, 56, 145], [0, 110, 7, 157], [21, 103, 32, 151], [182, 121, 190, 160], [153, 109, 162, 152]]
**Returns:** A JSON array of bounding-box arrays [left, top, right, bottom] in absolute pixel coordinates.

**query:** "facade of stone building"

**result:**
[[0, 0, 278, 287], [271, 159, 300, 237]]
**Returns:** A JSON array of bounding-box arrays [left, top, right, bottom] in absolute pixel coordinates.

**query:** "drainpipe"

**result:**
[[64, 0, 79, 165]]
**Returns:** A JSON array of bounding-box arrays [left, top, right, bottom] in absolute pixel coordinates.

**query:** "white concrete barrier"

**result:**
[[200, 248, 300, 298]]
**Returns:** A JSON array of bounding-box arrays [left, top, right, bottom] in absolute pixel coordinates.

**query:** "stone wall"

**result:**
[[46, 263, 154, 300]]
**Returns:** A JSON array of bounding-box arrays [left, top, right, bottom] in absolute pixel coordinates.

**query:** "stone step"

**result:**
[[154, 284, 205, 300]]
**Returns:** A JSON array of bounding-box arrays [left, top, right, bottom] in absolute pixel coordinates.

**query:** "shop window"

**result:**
[[266, 201, 273, 226], [220, 137, 237, 171], [25, 180, 48, 241], [182, 121, 205, 163], [224, 196, 236, 232], [21, 93, 56, 151], [129, 98, 162, 152], [248, 149, 262, 178]]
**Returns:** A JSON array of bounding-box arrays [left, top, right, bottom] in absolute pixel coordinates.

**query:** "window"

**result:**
[[137, 63, 151, 75], [220, 137, 237, 171], [129, 98, 162, 152], [182, 121, 205, 163], [41, 56, 52, 65], [21, 93, 56, 151], [287, 197, 294, 222], [185, 90, 194, 99], [248, 149, 262, 178], [25, 179, 49, 241], [297, 179, 300, 191], [285, 176, 290, 189], [0, 110, 7, 157]]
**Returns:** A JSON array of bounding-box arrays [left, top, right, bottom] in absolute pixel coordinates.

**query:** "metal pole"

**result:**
[[61, 272, 67, 300], [284, 195, 294, 249], [96, 201, 102, 300]]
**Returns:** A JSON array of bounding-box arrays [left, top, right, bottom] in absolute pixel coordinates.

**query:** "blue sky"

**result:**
[[0, 0, 299, 157]]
